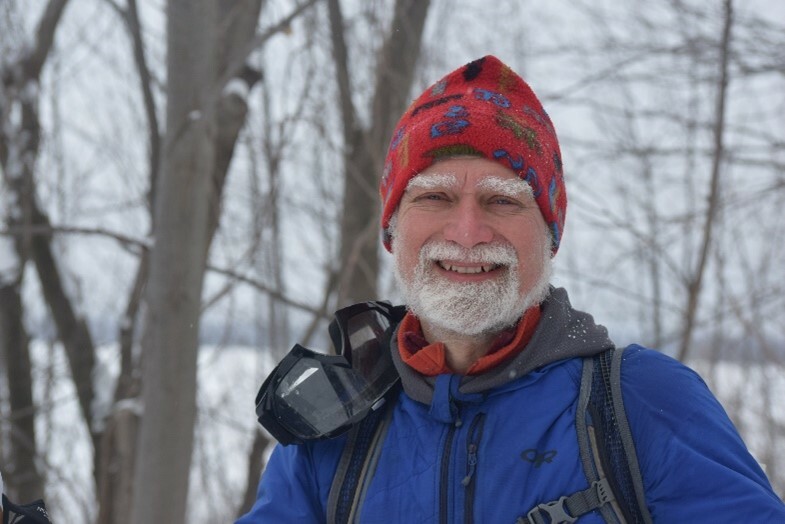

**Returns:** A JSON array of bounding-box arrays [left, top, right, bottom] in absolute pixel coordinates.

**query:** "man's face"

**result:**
[[391, 157, 552, 337]]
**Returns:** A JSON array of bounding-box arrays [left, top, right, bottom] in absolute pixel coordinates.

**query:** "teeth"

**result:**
[[441, 263, 497, 274]]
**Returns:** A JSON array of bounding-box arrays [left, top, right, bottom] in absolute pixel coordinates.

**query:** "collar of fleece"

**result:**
[[390, 287, 615, 405], [397, 307, 542, 376]]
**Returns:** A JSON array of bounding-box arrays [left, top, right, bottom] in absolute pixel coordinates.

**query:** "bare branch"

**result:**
[[678, 0, 734, 362], [0, 224, 150, 252], [0, 223, 324, 317], [214, 0, 319, 98], [19, 0, 70, 81]]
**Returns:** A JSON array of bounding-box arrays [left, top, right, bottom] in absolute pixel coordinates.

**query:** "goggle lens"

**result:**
[[257, 302, 404, 444], [273, 358, 354, 437]]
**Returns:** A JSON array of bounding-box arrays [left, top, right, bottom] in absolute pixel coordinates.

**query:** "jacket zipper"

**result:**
[[439, 414, 461, 524], [461, 413, 486, 524]]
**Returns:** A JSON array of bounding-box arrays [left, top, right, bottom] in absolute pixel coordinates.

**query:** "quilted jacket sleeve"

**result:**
[[621, 346, 785, 522], [235, 437, 344, 524]]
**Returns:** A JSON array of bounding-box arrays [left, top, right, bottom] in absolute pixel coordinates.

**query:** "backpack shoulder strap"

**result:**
[[578, 347, 652, 524], [605, 346, 651, 523], [326, 391, 396, 524], [587, 347, 652, 523], [523, 347, 653, 524], [326, 308, 405, 524]]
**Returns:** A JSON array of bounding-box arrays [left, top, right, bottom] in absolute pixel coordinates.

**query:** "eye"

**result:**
[[489, 196, 520, 206], [414, 192, 449, 202]]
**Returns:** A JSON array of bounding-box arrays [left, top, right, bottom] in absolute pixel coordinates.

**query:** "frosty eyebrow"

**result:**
[[404, 172, 533, 199], [476, 176, 533, 198], [405, 173, 458, 191]]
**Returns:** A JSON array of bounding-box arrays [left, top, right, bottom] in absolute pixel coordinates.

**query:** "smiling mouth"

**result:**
[[437, 261, 503, 274]]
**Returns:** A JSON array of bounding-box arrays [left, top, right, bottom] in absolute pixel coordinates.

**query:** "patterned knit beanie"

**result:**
[[380, 55, 566, 254]]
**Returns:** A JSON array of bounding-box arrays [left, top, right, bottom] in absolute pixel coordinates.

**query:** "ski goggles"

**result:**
[[255, 301, 405, 445]]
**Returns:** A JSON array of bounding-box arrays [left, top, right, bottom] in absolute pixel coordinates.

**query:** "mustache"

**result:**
[[419, 241, 518, 266]]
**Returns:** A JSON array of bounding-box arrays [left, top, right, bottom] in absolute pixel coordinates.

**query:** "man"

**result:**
[[238, 56, 785, 522]]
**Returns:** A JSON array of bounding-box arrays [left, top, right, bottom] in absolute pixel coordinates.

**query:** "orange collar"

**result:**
[[397, 307, 542, 376]]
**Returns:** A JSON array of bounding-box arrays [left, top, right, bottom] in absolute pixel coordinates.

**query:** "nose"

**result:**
[[442, 201, 494, 248]]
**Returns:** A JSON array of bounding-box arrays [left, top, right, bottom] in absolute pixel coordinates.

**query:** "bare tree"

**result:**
[[132, 0, 322, 519], [328, 0, 432, 306], [0, 278, 42, 501], [0, 0, 73, 503], [130, 0, 218, 519], [677, 0, 734, 362], [94, 1, 159, 520]]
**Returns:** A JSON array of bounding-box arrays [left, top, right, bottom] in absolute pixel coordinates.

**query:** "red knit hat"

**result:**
[[380, 55, 566, 254]]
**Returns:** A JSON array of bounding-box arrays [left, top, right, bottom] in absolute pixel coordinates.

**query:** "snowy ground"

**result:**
[[20, 341, 785, 523], [28, 342, 271, 524]]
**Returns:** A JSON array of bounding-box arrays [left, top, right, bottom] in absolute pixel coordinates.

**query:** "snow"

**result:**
[[26, 340, 274, 524], [21, 79, 39, 103], [0, 236, 21, 284], [223, 78, 250, 101], [114, 397, 143, 416], [2, 190, 21, 222], [4, 128, 27, 181], [90, 355, 117, 433]]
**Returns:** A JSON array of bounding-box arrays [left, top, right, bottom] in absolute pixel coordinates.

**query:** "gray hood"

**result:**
[[390, 287, 614, 405]]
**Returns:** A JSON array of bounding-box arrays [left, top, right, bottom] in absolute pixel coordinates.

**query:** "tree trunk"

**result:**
[[236, 429, 270, 518], [130, 0, 217, 521], [0, 0, 78, 501], [329, 0, 431, 306], [0, 282, 45, 501], [96, 400, 140, 524], [96, 0, 159, 516]]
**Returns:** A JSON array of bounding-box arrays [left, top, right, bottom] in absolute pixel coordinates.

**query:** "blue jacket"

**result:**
[[237, 289, 785, 523]]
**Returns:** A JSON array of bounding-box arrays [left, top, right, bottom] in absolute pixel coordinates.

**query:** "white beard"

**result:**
[[393, 239, 552, 337]]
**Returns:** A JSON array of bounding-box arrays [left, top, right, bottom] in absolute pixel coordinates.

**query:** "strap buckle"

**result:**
[[526, 496, 577, 524]]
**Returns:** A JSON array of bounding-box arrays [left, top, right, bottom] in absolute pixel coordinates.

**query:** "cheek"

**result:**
[[391, 231, 421, 280], [512, 227, 550, 279], [518, 252, 545, 288], [392, 215, 430, 272], [520, 239, 545, 268]]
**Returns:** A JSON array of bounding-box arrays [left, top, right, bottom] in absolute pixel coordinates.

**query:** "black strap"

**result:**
[[587, 348, 652, 524], [326, 307, 405, 523], [1, 494, 52, 524], [608, 347, 650, 522], [326, 392, 396, 524]]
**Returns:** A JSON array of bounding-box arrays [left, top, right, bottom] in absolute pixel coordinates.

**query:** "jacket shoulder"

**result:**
[[235, 436, 346, 523], [618, 345, 785, 521]]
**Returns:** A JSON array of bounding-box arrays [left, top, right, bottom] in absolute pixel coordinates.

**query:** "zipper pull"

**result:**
[[462, 413, 486, 487], [461, 443, 478, 486]]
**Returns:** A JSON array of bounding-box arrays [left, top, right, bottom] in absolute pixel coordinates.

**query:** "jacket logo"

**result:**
[[521, 449, 557, 467]]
